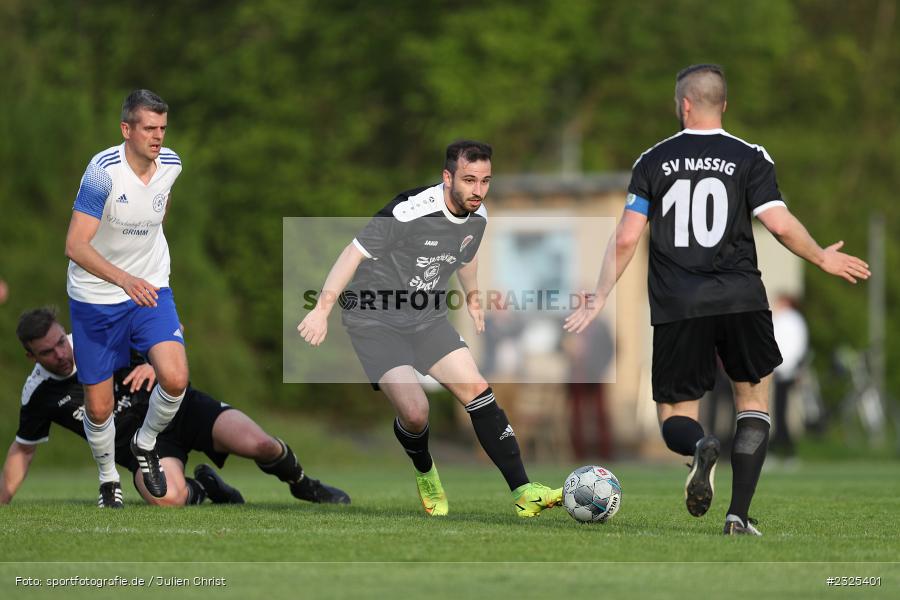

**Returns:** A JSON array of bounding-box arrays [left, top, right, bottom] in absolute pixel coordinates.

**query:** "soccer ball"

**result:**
[[563, 465, 622, 523]]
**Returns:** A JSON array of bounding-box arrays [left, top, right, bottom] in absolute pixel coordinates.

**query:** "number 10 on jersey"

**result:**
[[661, 177, 728, 248]]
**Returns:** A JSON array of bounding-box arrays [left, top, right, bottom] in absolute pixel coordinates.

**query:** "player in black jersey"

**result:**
[[566, 64, 870, 535], [1, 307, 350, 508], [298, 140, 563, 518]]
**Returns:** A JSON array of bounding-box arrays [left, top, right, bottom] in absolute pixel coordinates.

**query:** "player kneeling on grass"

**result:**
[[298, 141, 561, 518], [0, 307, 350, 508]]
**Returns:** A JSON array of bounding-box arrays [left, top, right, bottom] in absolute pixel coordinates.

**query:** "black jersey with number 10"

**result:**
[[627, 128, 785, 325]]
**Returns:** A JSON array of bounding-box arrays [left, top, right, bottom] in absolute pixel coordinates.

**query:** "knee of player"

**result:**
[[400, 409, 430, 433], [461, 380, 491, 404], [84, 404, 113, 424], [255, 436, 284, 462], [145, 485, 188, 507], [158, 369, 189, 395]]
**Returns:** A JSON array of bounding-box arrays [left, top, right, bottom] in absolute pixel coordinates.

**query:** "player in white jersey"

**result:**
[[64, 90, 189, 506]]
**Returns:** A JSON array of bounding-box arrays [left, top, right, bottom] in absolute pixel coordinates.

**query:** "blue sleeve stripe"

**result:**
[[73, 162, 112, 219], [624, 193, 650, 216], [160, 148, 181, 166]]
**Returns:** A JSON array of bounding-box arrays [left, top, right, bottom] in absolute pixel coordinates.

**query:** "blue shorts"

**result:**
[[69, 287, 185, 385]]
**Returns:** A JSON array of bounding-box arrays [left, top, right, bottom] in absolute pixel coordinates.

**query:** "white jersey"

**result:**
[[67, 144, 182, 304]]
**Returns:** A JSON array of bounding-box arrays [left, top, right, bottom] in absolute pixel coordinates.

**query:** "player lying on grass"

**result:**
[[0, 307, 350, 508]]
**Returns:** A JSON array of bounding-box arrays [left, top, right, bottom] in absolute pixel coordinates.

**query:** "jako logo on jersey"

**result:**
[[152, 193, 167, 213], [499, 425, 515, 440], [460, 235, 474, 252], [116, 193, 128, 204], [173, 329, 183, 339], [424, 240, 439, 246], [626, 193, 637, 206]]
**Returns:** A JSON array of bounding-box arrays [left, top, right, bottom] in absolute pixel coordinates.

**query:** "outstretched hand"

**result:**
[[122, 363, 156, 393], [821, 241, 871, 284], [297, 308, 329, 346], [563, 291, 605, 334]]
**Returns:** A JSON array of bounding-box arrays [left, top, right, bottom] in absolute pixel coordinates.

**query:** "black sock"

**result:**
[[393, 418, 433, 473], [727, 411, 771, 522], [661, 416, 705, 456], [256, 438, 305, 484], [185, 477, 206, 505], [466, 387, 529, 491]]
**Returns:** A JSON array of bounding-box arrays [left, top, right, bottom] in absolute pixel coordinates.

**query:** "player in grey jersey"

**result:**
[[566, 64, 869, 535], [298, 141, 563, 518]]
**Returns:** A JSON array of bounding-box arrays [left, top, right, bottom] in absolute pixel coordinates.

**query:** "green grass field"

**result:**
[[1, 461, 897, 599]]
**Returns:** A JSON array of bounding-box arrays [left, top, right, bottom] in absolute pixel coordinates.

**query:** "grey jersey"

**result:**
[[343, 183, 487, 330]]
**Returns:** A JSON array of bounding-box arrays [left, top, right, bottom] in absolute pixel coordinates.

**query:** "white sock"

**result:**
[[136, 384, 185, 450], [83, 414, 119, 483]]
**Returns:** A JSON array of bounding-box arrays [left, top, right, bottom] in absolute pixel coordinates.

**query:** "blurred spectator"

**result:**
[[701, 357, 735, 454], [770, 295, 808, 458], [563, 317, 614, 459], [482, 303, 523, 378]]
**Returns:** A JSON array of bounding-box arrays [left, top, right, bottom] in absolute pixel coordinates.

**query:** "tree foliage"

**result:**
[[1, 1, 897, 441]]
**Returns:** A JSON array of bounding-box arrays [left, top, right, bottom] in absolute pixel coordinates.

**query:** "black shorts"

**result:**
[[652, 310, 783, 404], [121, 388, 233, 473], [347, 318, 468, 388]]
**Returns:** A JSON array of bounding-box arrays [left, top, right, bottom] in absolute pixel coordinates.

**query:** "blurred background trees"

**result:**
[[1, 0, 897, 454]]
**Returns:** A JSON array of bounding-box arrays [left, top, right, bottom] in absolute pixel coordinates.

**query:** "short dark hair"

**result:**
[[121, 89, 169, 124], [444, 140, 492, 174], [676, 63, 725, 82], [675, 64, 727, 107], [16, 306, 59, 351]]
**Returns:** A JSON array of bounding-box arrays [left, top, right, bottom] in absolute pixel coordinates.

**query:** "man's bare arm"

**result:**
[[0, 442, 37, 504], [65, 211, 159, 306], [756, 206, 870, 284], [565, 210, 648, 334], [457, 256, 484, 334], [297, 243, 368, 346]]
